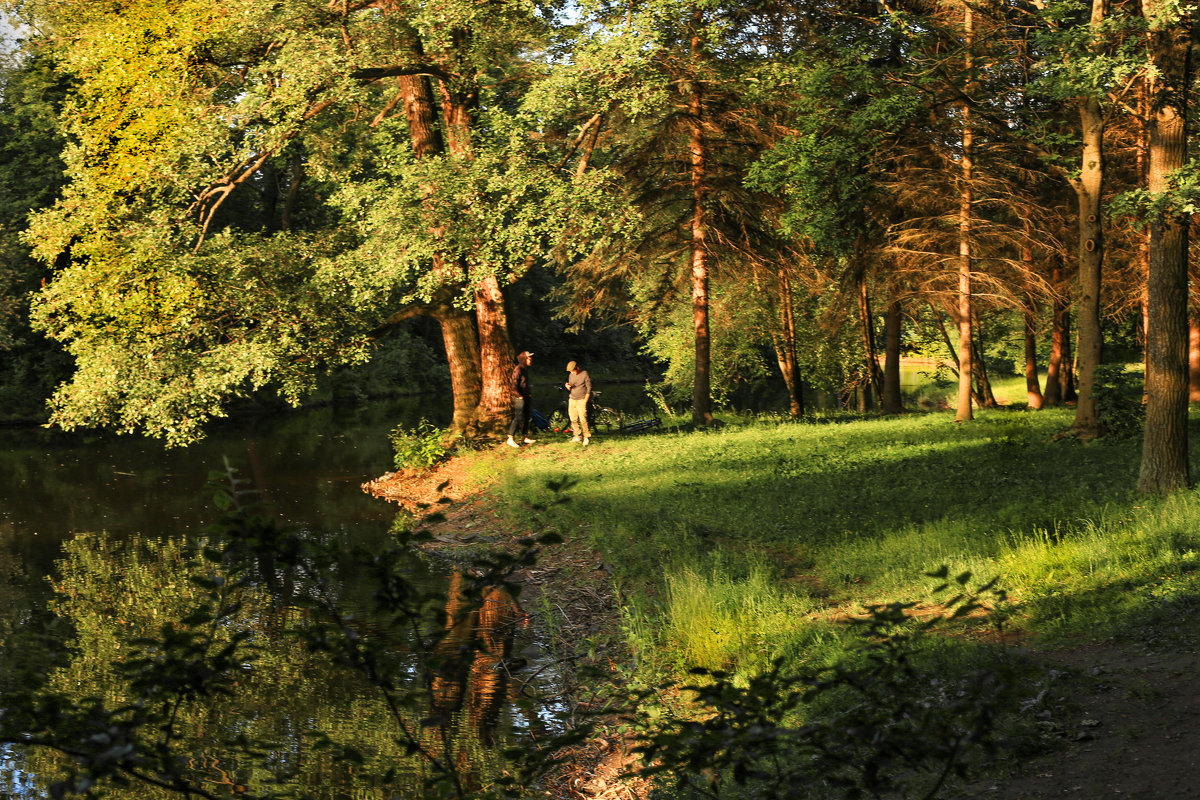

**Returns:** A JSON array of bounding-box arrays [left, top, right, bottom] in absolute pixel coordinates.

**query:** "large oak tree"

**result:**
[[18, 0, 618, 443]]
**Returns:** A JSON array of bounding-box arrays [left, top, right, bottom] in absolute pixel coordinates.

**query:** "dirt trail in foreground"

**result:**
[[956, 628, 1200, 800]]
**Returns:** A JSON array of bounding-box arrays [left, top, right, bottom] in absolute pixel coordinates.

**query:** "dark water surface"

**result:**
[[0, 397, 561, 798]]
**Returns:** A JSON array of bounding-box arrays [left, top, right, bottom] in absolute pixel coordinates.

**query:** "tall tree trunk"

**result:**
[[474, 277, 515, 435], [972, 318, 997, 408], [954, 0, 975, 422], [751, 264, 804, 417], [433, 299, 484, 434], [1044, 263, 1067, 407], [399, 75, 445, 157], [399, 74, 486, 435], [1138, 80, 1152, 400], [441, 85, 517, 435], [1138, 3, 1192, 492], [1189, 319, 1200, 402], [768, 268, 804, 417], [1062, 312, 1078, 401], [1020, 227, 1044, 408], [955, 100, 974, 421], [689, 13, 714, 426], [856, 269, 884, 403], [1072, 0, 1108, 436], [1024, 296, 1044, 409], [881, 295, 903, 414]]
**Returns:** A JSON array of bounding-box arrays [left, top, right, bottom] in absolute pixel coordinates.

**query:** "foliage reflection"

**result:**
[[4, 473, 558, 800]]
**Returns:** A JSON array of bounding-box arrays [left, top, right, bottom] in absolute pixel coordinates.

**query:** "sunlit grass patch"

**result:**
[[656, 566, 824, 676], [486, 403, 1200, 678]]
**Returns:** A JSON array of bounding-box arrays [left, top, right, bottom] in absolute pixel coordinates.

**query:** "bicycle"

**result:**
[[551, 387, 623, 434], [547, 388, 663, 436]]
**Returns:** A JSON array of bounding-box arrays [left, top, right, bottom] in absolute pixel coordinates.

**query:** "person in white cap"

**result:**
[[506, 351, 535, 447], [564, 360, 591, 446]]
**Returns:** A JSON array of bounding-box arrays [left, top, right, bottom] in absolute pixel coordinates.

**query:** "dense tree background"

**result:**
[[0, 0, 1195, 483]]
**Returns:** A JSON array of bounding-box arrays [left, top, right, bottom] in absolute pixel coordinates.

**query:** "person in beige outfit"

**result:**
[[564, 361, 591, 446]]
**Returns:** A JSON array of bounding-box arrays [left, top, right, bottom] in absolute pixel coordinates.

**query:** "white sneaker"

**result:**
[[523, 438, 535, 444], [583, 438, 590, 446], [571, 436, 581, 442], [506, 437, 519, 448]]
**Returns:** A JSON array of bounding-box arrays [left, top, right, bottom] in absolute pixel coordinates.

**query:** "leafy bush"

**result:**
[[390, 418, 452, 470]]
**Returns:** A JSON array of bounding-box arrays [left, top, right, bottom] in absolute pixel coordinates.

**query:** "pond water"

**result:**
[[0, 395, 564, 798]]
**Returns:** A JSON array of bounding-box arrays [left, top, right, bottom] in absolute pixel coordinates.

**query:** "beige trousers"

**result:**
[[568, 397, 590, 439]]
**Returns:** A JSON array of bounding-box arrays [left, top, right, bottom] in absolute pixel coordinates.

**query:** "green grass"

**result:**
[[482, 400, 1200, 683]]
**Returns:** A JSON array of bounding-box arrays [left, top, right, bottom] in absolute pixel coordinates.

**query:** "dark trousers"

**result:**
[[508, 397, 532, 438]]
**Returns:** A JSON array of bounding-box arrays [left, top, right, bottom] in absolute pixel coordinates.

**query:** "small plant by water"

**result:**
[[390, 418, 452, 470]]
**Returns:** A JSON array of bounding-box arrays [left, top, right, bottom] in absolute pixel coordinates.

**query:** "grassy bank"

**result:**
[[474, 401, 1200, 683]]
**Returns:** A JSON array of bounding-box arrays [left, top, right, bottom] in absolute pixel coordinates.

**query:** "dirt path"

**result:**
[[364, 458, 1200, 800], [957, 623, 1200, 800]]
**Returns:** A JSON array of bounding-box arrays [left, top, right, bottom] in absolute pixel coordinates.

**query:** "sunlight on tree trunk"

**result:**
[[955, 110, 974, 421], [434, 299, 484, 434], [689, 12, 714, 427], [1043, 260, 1066, 407], [1188, 320, 1200, 403], [475, 276, 515, 436], [1024, 299, 1044, 409], [1071, 0, 1108, 438], [1138, 0, 1192, 492]]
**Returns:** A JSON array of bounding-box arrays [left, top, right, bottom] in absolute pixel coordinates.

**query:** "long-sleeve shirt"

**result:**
[[510, 364, 531, 399], [566, 370, 591, 400]]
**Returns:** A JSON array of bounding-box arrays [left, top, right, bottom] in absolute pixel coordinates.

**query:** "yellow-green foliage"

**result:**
[[657, 567, 829, 679]]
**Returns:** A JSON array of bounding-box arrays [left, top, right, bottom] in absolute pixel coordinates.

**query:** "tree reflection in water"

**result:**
[[430, 570, 531, 749], [0, 484, 563, 800]]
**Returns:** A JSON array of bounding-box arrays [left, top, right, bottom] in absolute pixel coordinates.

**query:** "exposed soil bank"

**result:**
[[363, 455, 648, 800]]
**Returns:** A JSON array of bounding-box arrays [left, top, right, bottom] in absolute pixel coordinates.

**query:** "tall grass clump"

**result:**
[[653, 566, 824, 679]]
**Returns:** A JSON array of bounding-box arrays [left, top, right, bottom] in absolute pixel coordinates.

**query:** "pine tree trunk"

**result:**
[[1072, 1, 1108, 437], [1138, 80, 1152, 401], [689, 16, 714, 427], [882, 296, 903, 414], [1024, 300, 1044, 409], [1061, 311, 1078, 402], [776, 269, 804, 417], [1043, 262, 1066, 407], [956, 101, 974, 422], [856, 271, 884, 403], [972, 320, 997, 408], [1138, 5, 1191, 492], [1189, 320, 1200, 402], [1021, 230, 1043, 408]]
